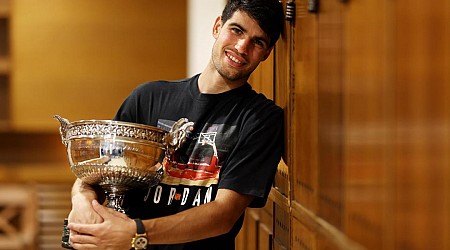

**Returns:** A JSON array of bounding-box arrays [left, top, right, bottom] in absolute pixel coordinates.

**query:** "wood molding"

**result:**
[[291, 201, 366, 250]]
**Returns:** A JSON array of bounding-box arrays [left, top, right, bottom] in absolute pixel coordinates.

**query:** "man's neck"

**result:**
[[198, 63, 247, 94]]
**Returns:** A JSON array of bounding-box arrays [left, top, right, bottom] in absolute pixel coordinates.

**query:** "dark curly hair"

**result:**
[[221, 0, 284, 47]]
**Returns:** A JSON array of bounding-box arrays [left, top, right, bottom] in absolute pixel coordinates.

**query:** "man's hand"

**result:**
[[67, 179, 105, 243], [68, 193, 104, 225], [68, 200, 136, 249]]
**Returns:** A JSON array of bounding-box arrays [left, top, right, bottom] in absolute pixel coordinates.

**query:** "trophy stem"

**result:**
[[103, 185, 128, 213]]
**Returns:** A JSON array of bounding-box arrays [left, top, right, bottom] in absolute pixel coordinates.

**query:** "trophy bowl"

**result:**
[[54, 115, 193, 249], [54, 115, 170, 213]]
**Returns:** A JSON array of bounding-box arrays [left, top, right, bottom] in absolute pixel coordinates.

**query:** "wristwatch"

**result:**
[[131, 219, 148, 249]]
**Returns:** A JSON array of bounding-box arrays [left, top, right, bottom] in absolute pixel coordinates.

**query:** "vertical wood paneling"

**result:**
[[250, 53, 274, 99], [259, 205, 274, 250], [274, 203, 290, 249], [236, 209, 259, 250], [273, 0, 292, 204], [237, 0, 450, 249], [292, 0, 319, 213], [292, 215, 316, 250], [316, 0, 344, 229], [274, 1, 292, 167], [394, 0, 450, 249], [342, 0, 394, 248]]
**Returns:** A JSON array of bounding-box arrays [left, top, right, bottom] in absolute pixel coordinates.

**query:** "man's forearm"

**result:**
[[71, 178, 105, 203], [142, 189, 252, 244]]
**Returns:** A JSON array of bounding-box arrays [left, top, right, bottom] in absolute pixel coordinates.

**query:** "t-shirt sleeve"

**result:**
[[218, 104, 284, 208]]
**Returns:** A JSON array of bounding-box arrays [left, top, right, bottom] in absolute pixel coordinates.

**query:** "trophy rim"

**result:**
[[68, 119, 166, 133], [62, 119, 167, 145]]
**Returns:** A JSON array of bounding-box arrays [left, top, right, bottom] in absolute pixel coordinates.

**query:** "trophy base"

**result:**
[[103, 184, 129, 213]]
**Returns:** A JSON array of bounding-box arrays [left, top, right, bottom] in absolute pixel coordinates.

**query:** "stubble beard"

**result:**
[[212, 49, 252, 83]]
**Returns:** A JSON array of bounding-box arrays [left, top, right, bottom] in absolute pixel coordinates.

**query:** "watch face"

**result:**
[[134, 236, 148, 249]]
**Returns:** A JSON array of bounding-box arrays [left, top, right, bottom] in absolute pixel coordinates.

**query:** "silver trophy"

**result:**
[[54, 115, 193, 212], [54, 115, 193, 248]]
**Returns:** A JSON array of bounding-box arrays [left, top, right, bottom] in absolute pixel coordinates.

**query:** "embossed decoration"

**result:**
[[53, 115, 168, 214], [54, 115, 193, 249], [54, 115, 193, 214], [65, 121, 166, 144]]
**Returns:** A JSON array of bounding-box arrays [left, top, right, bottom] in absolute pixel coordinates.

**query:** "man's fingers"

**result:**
[[91, 199, 113, 218], [68, 222, 95, 236], [91, 200, 129, 220], [69, 234, 99, 249]]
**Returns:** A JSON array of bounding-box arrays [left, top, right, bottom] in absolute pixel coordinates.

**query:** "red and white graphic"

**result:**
[[161, 132, 221, 186]]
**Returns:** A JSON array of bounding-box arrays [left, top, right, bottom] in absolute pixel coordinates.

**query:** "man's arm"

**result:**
[[68, 178, 105, 225], [67, 188, 253, 248], [144, 188, 253, 244]]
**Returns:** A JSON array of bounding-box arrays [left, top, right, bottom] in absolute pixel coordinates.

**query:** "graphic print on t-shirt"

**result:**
[[157, 119, 235, 187]]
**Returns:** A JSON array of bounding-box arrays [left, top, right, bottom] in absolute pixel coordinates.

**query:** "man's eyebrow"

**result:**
[[229, 22, 246, 32], [228, 22, 270, 45]]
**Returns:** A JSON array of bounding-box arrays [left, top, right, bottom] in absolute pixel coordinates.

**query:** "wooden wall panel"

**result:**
[[274, 203, 290, 249], [316, 0, 344, 230], [259, 204, 274, 250], [233, 0, 449, 249], [292, 0, 318, 213], [237, 206, 274, 250], [394, 0, 450, 249], [275, 159, 289, 197], [11, 0, 187, 131], [236, 209, 259, 250], [342, 0, 394, 248], [250, 53, 274, 99], [274, 3, 292, 167], [292, 214, 316, 250]]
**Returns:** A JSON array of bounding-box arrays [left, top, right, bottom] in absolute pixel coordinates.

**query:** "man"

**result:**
[[67, 0, 284, 249]]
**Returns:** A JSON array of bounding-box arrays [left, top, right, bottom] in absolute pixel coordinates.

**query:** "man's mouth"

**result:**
[[226, 51, 245, 65]]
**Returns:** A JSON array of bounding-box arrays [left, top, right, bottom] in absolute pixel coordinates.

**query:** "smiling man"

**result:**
[[66, 1, 285, 249]]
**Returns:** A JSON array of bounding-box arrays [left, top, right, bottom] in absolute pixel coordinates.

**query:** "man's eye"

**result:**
[[231, 28, 242, 34], [254, 40, 266, 48]]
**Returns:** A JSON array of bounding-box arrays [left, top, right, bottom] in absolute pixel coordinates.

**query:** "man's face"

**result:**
[[211, 11, 273, 82]]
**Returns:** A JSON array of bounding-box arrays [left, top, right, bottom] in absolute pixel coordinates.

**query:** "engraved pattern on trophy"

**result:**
[[53, 115, 193, 212], [54, 115, 193, 249]]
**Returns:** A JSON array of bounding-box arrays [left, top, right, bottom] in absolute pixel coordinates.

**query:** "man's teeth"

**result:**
[[228, 54, 242, 64]]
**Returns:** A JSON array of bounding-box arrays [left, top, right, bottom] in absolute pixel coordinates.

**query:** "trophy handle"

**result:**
[[164, 118, 194, 155], [53, 115, 71, 146]]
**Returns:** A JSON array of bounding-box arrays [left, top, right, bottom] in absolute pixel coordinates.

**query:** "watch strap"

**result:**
[[134, 219, 145, 234], [132, 219, 148, 249]]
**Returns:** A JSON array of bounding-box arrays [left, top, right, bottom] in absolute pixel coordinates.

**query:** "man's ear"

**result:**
[[212, 16, 222, 38]]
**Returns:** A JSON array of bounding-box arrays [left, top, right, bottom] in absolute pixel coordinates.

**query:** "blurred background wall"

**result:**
[[0, 1, 192, 248], [10, 0, 187, 129]]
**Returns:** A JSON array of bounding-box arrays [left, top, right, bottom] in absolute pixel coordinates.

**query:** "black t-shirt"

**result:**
[[114, 74, 284, 250]]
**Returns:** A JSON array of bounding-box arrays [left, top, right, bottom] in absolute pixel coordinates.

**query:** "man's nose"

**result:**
[[235, 38, 250, 55]]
